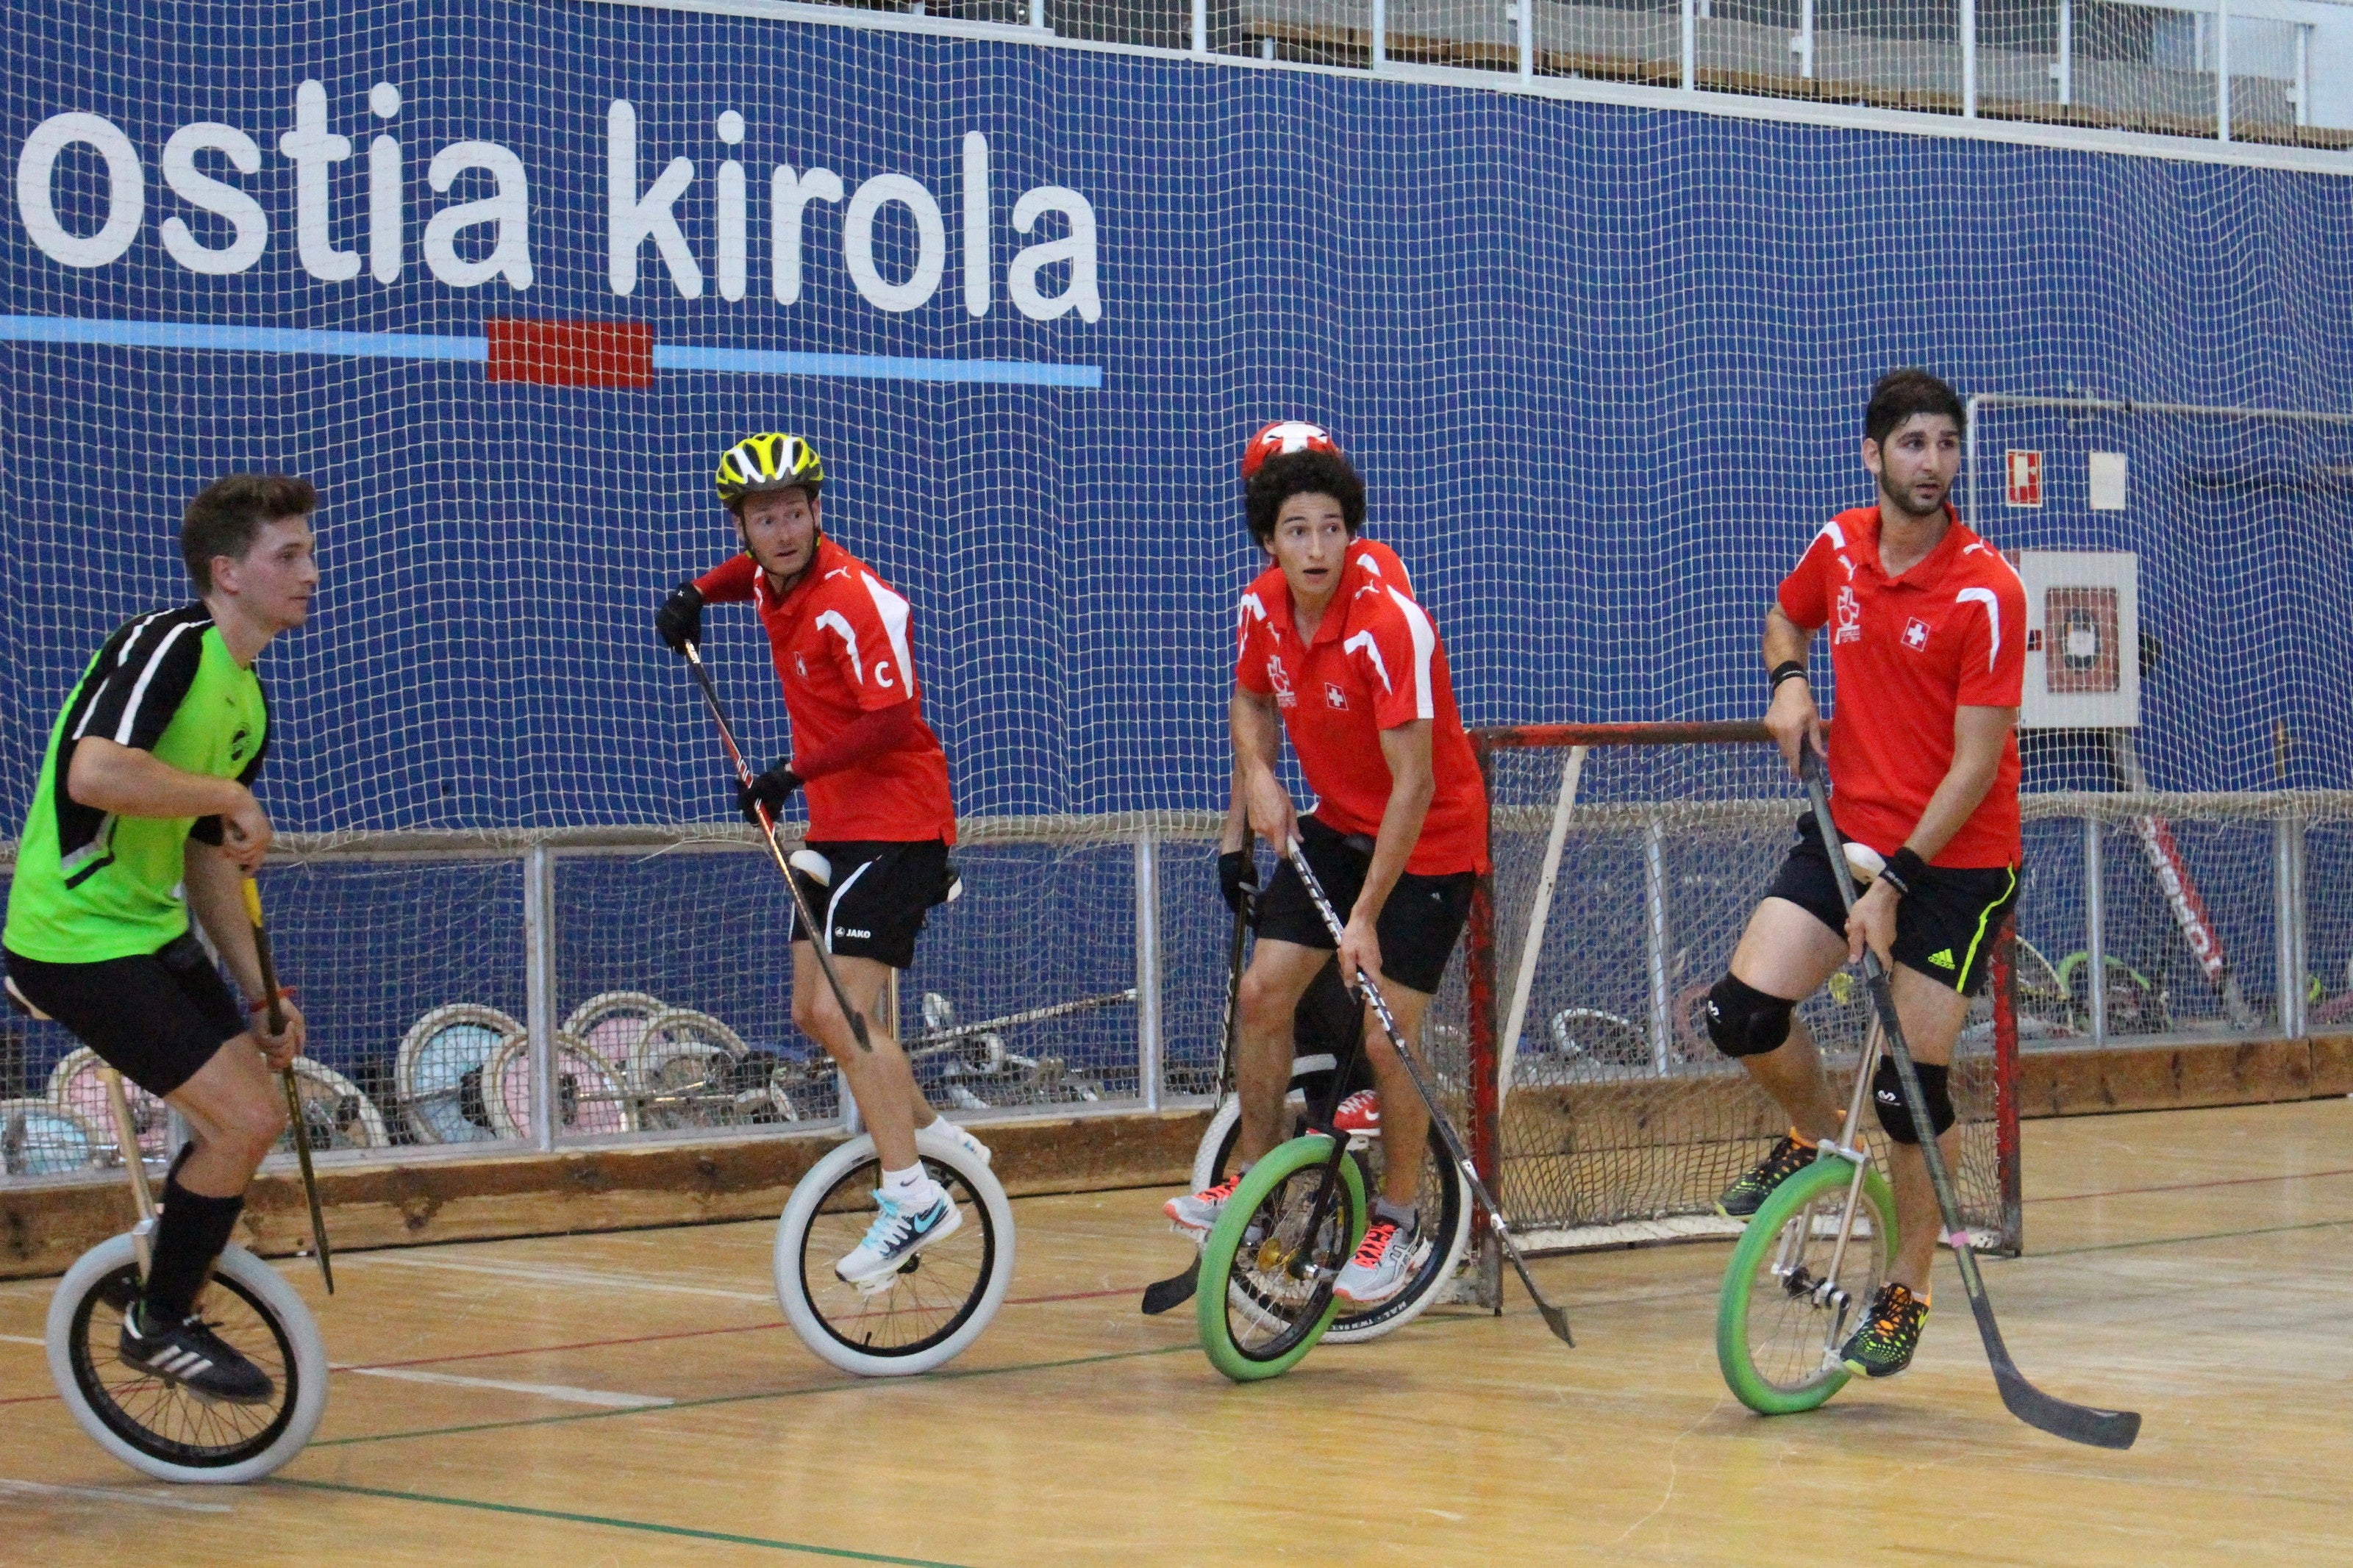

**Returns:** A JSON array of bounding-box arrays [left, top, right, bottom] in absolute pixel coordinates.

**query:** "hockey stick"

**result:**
[[901, 988, 1138, 1050], [243, 876, 332, 1294], [682, 642, 873, 1053], [1139, 895, 1253, 1317], [1285, 840, 1574, 1347], [1801, 749, 2137, 1449]]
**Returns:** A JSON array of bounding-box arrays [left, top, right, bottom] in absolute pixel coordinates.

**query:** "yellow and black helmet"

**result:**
[[715, 433, 824, 506]]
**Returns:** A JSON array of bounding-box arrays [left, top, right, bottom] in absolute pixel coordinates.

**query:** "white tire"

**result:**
[[774, 1127, 1014, 1377], [47, 1236, 327, 1483]]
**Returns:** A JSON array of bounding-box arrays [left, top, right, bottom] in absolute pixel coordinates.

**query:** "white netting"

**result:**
[[0, 1, 2346, 1187], [1453, 736, 2017, 1253]]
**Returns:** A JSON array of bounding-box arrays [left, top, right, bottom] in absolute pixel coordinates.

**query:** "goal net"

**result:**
[[1460, 723, 2021, 1256]]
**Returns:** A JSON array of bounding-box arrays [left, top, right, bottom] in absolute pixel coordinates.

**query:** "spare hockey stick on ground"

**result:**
[[1286, 840, 1572, 1347], [1802, 746, 2137, 1449], [683, 642, 872, 1053]]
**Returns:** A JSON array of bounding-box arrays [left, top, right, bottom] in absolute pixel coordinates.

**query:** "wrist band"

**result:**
[[1769, 661, 1809, 693], [1879, 848, 1927, 898], [246, 987, 293, 1014]]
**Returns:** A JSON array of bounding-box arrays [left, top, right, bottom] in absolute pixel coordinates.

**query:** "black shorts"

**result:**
[[788, 839, 955, 970], [1764, 812, 2021, 997], [1254, 816, 1475, 995], [4, 932, 246, 1098]]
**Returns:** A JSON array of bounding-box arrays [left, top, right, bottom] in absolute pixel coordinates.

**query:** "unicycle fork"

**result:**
[[1797, 1018, 1888, 1370]]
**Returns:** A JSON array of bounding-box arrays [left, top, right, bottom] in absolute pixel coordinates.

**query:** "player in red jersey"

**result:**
[[1703, 370, 2027, 1379], [657, 434, 984, 1290], [1219, 423, 1414, 1145], [1168, 443, 1489, 1309]]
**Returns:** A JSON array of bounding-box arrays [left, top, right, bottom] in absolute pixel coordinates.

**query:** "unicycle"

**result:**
[[1190, 963, 1470, 1344], [1715, 1020, 1899, 1416], [46, 1067, 327, 1481], [774, 1124, 1013, 1377]]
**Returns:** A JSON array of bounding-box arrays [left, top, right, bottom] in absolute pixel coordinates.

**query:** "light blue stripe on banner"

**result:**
[[653, 343, 1103, 389], [0, 315, 488, 362], [0, 315, 1102, 388]]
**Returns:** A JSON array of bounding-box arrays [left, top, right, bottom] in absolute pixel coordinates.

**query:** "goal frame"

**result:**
[[1463, 720, 2024, 1267]]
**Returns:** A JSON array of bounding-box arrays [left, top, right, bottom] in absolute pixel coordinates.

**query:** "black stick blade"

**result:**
[[1535, 1301, 1575, 1347], [1992, 1361, 2141, 1450], [1140, 1258, 1199, 1315]]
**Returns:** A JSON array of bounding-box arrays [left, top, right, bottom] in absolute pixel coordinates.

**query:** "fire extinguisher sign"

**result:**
[[2006, 449, 2043, 507]]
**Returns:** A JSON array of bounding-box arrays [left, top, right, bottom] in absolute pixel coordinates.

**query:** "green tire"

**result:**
[[1196, 1135, 1367, 1383], [1715, 1156, 1898, 1416]]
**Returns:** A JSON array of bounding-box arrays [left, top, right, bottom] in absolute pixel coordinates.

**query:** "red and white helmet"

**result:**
[[1240, 420, 1340, 481]]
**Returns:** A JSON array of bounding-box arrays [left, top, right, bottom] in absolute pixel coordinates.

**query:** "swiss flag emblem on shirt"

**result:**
[[1324, 683, 1349, 710], [1903, 617, 1931, 651]]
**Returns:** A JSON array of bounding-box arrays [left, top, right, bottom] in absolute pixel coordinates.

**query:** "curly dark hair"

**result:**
[[1865, 368, 1965, 447], [1244, 449, 1365, 549]]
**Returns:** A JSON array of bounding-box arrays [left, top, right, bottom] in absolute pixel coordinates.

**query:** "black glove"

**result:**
[[657, 581, 704, 654], [1218, 849, 1260, 917], [738, 759, 802, 825]]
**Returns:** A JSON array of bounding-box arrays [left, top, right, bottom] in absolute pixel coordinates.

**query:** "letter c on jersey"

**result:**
[[876, 660, 896, 690]]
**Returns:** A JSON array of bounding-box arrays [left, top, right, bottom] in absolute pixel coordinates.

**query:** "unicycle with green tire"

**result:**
[[1195, 1126, 1368, 1382], [1715, 1018, 1899, 1416]]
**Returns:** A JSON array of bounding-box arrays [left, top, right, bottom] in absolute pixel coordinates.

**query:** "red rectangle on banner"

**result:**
[[485, 318, 655, 388], [2004, 448, 2043, 506]]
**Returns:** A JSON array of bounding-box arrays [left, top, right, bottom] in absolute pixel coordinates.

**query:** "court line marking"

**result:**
[[337, 1364, 675, 1408], [0, 1476, 232, 1513], [347, 1253, 776, 1301], [0, 1333, 46, 1346], [2029, 1165, 2353, 1206], [2038, 1215, 2353, 1257], [276, 1478, 970, 1565], [311, 1342, 1202, 1450]]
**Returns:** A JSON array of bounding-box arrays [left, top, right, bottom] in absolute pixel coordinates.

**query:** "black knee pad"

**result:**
[[1704, 975, 1793, 1059], [1871, 1058, 1954, 1145]]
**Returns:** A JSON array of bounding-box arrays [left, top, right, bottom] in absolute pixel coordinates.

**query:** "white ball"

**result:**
[[1842, 842, 1886, 884]]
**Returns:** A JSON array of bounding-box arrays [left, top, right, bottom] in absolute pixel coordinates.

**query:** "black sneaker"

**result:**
[[118, 1300, 276, 1404], [1839, 1282, 1929, 1378], [1714, 1131, 1821, 1218]]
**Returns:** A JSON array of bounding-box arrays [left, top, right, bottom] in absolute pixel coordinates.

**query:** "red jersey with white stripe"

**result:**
[[696, 540, 955, 844], [1777, 505, 2027, 868], [1346, 537, 1413, 600], [1235, 563, 1488, 876]]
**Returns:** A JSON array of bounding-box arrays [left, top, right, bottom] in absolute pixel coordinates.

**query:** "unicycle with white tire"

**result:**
[[1715, 1017, 1899, 1416], [45, 1065, 327, 1481], [774, 1125, 1013, 1377]]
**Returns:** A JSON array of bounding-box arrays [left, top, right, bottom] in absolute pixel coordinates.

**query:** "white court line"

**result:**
[[0, 1333, 46, 1346], [336, 1364, 674, 1409], [0, 1476, 232, 1513], [351, 1252, 773, 1303]]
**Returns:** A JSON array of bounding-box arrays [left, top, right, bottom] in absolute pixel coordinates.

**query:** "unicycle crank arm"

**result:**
[[1802, 750, 2138, 1449]]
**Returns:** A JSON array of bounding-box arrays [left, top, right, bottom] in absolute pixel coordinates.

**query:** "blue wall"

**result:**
[[4, 2, 2349, 1102]]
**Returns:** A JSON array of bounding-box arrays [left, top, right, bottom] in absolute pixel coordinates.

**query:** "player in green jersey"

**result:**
[[4, 474, 318, 1404]]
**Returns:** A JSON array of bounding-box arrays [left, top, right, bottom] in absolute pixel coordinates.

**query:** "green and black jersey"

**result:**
[[4, 606, 269, 964]]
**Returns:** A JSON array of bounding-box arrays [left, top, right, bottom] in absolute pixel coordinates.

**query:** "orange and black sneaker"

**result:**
[[1713, 1130, 1820, 1219], [1840, 1282, 1929, 1378]]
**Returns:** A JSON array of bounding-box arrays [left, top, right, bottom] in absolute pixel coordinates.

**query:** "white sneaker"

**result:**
[[924, 1119, 992, 1168], [1164, 1173, 1243, 1238], [1333, 1217, 1418, 1306], [835, 1182, 961, 1291]]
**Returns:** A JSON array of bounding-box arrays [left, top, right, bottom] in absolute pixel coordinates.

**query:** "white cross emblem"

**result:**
[[1903, 617, 1931, 651]]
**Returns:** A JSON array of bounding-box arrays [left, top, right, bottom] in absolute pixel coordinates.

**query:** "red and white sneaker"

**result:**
[[1332, 1089, 1381, 1138], [1164, 1173, 1243, 1238]]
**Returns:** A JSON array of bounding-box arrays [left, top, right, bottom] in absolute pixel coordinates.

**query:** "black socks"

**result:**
[[143, 1170, 246, 1322]]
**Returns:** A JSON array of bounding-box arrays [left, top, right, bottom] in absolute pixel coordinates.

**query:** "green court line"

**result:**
[[2039, 1215, 2353, 1257], [277, 1478, 971, 1566], [312, 1341, 1199, 1450]]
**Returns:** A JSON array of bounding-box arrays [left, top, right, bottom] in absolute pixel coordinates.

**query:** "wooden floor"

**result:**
[[2, 1098, 2349, 1565]]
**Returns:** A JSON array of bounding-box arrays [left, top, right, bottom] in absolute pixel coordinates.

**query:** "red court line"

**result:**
[[2029, 1166, 2353, 1206]]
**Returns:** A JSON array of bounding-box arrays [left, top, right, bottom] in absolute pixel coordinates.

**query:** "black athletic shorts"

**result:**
[[1764, 812, 2021, 997], [4, 932, 246, 1098], [1254, 815, 1475, 996], [788, 839, 956, 970]]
